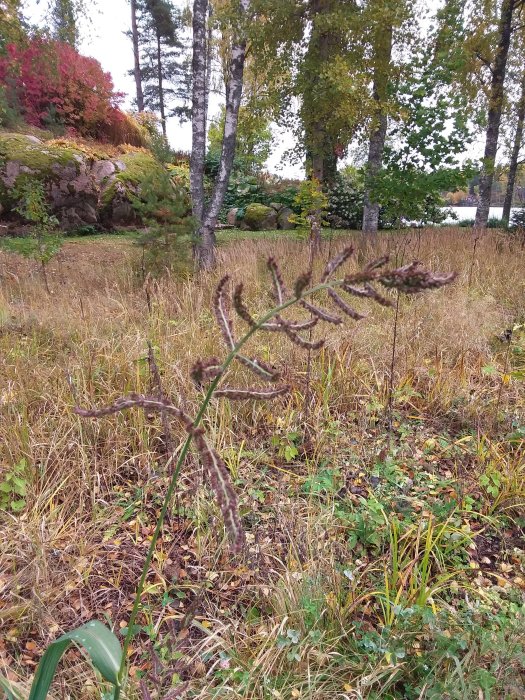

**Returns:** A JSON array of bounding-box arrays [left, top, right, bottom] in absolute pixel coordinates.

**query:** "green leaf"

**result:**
[[0, 675, 23, 700], [28, 621, 122, 700], [13, 478, 27, 496], [10, 499, 26, 512]]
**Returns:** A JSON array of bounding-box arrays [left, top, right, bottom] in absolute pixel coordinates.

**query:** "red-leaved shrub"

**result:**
[[0, 36, 138, 142]]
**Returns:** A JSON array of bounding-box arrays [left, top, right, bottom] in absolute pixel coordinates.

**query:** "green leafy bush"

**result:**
[[220, 173, 268, 218], [509, 208, 525, 230], [487, 216, 506, 229], [290, 179, 329, 238], [326, 172, 364, 229]]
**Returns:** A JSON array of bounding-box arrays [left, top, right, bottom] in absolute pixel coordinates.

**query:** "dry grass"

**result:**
[[0, 227, 524, 699]]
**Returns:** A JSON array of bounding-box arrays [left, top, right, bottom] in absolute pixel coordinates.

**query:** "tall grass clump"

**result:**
[[1, 227, 525, 700], [0, 246, 456, 700]]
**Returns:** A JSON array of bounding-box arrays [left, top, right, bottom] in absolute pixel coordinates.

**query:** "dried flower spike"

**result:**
[[214, 276, 236, 350], [191, 429, 245, 552]]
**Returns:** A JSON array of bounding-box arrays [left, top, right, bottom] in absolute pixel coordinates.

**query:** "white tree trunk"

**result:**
[[475, 0, 517, 229], [192, 0, 250, 270], [502, 71, 525, 224], [190, 0, 208, 228], [362, 20, 393, 235]]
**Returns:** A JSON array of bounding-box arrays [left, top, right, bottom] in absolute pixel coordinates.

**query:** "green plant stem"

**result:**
[[116, 279, 340, 698]]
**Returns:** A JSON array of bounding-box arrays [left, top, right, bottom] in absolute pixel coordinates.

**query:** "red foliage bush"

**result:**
[[0, 36, 132, 140]]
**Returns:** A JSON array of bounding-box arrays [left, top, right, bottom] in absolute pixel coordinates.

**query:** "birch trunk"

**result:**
[[190, 0, 208, 229], [502, 72, 525, 225], [204, 2, 213, 134], [131, 0, 144, 112], [475, 0, 517, 229], [192, 0, 250, 270], [362, 22, 393, 235]]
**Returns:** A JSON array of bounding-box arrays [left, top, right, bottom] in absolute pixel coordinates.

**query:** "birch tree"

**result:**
[[474, 0, 525, 228], [502, 72, 525, 223], [361, 0, 410, 235], [191, 0, 251, 270]]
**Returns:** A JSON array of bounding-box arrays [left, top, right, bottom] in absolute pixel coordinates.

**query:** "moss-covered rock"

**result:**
[[0, 132, 188, 230], [242, 203, 278, 231], [0, 132, 85, 177], [99, 149, 164, 225]]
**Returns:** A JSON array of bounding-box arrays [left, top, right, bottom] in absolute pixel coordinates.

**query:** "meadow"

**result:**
[[1, 227, 524, 699]]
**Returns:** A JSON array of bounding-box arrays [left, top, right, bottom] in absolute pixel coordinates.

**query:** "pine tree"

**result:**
[[130, 0, 145, 112], [135, 0, 190, 137], [0, 0, 25, 50], [50, 0, 78, 47]]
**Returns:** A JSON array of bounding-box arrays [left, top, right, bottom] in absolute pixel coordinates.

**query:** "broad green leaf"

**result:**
[[28, 621, 122, 700]]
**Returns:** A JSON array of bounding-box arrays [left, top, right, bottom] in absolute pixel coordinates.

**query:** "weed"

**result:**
[[0, 458, 28, 513], [2, 180, 62, 294], [1, 228, 525, 699], [5, 248, 453, 700]]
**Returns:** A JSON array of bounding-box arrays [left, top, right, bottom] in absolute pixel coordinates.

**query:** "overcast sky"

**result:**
[[24, 0, 303, 177]]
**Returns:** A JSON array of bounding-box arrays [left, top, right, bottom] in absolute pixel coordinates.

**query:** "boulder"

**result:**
[[91, 159, 116, 184], [242, 203, 278, 231], [0, 132, 185, 230], [227, 208, 239, 226], [277, 206, 295, 230]]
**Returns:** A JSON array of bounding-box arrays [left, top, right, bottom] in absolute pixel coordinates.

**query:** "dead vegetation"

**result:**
[[1, 227, 524, 699]]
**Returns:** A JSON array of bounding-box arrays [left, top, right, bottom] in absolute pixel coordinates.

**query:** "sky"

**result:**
[[24, 0, 304, 177]]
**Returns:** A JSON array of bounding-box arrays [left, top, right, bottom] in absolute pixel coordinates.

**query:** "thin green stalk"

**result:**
[[116, 280, 340, 697]]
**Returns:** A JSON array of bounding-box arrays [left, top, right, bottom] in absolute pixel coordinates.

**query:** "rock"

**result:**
[[91, 160, 116, 184], [277, 206, 295, 230], [242, 203, 278, 231], [227, 208, 239, 226], [270, 202, 283, 212], [0, 132, 186, 230]]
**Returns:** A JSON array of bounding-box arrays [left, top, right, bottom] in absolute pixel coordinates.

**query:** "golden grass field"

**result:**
[[1, 228, 524, 699]]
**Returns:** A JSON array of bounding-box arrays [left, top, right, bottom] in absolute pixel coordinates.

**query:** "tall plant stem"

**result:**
[[386, 291, 400, 431], [115, 279, 343, 696], [494, 335, 512, 424]]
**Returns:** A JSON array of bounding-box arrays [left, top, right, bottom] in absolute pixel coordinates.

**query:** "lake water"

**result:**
[[443, 206, 523, 223]]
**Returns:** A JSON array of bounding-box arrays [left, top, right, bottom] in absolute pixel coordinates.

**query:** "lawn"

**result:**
[[0, 227, 524, 699]]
